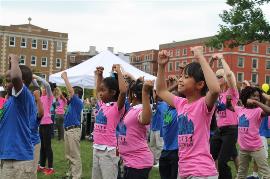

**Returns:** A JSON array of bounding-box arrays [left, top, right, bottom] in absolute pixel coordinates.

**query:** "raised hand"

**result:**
[[190, 46, 203, 58], [247, 99, 257, 106], [112, 64, 121, 73], [212, 53, 224, 60], [61, 71, 68, 80], [143, 80, 154, 93], [95, 66, 104, 76], [33, 90, 41, 100], [158, 50, 170, 66]]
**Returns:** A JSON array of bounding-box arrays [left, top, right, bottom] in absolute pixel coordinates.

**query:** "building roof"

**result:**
[[159, 36, 214, 49]]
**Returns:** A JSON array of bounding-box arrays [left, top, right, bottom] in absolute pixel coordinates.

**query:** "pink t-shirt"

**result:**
[[0, 97, 7, 109], [235, 106, 264, 151], [216, 88, 239, 127], [40, 95, 54, 125], [118, 104, 153, 169], [55, 97, 67, 115], [173, 96, 217, 177], [93, 101, 124, 147]]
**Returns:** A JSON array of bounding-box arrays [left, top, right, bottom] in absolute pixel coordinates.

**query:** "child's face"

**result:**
[[250, 91, 260, 102], [178, 73, 197, 96], [99, 82, 114, 103]]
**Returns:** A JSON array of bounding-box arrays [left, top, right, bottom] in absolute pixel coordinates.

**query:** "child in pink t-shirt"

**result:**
[[117, 78, 154, 179], [234, 86, 270, 178], [92, 65, 127, 179], [156, 46, 219, 178]]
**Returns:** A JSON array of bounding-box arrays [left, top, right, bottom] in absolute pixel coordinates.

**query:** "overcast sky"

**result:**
[[1, 0, 269, 53]]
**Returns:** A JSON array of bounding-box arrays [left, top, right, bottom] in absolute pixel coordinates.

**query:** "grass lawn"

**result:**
[[37, 139, 270, 179]]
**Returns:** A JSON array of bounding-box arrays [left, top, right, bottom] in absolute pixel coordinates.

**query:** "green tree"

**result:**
[[207, 0, 270, 48]]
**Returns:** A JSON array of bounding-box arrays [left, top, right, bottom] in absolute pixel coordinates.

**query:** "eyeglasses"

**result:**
[[216, 75, 224, 79]]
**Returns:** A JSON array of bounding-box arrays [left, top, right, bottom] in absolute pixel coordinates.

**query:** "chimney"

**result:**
[[107, 47, 114, 53], [89, 46, 96, 56]]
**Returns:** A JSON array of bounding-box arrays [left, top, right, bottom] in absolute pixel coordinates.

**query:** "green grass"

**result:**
[[38, 139, 270, 179]]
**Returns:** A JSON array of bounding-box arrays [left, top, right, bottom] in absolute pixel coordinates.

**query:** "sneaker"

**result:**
[[153, 163, 159, 168], [44, 168, 55, 175], [37, 165, 46, 173]]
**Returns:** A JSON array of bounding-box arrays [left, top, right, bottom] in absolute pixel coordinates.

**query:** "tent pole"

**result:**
[[81, 86, 85, 138]]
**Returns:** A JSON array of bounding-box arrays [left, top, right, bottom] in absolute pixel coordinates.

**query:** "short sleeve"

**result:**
[[173, 96, 187, 113], [71, 95, 83, 111], [227, 88, 239, 106], [200, 97, 216, 124], [255, 107, 263, 122]]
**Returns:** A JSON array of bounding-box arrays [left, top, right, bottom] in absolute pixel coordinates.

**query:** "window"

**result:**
[[251, 73, 258, 84], [182, 48, 187, 56], [70, 56, 76, 63], [20, 37, 27, 48], [237, 72, 244, 82], [239, 45, 245, 51], [209, 47, 214, 52], [175, 61, 180, 71], [252, 58, 258, 69], [237, 57, 244, 68], [218, 44, 223, 51], [266, 75, 270, 84], [56, 41, 62, 52], [266, 46, 270, 54], [252, 45, 259, 53], [42, 40, 48, 50], [41, 57, 47, 67], [169, 50, 173, 57], [9, 36, 15, 47], [176, 49, 180, 57], [19, 55, 26, 65], [40, 74, 46, 80], [56, 58, 61, 68], [183, 60, 187, 66], [168, 62, 173, 72], [32, 39, 37, 49], [31, 56, 37, 66], [266, 60, 270, 70], [203, 46, 206, 53], [217, 60, 223, 68]]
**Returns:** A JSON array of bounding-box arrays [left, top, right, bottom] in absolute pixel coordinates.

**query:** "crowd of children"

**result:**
[[0, 46, 270, 179]]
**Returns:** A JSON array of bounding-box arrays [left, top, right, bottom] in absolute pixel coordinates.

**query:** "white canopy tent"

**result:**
[[49, 50, 156, 89]]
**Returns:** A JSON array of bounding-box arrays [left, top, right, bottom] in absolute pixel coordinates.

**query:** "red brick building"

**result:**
[[159, 36, 270, 86], [129, 49, 159, 76], [0, 20, 68, 80]]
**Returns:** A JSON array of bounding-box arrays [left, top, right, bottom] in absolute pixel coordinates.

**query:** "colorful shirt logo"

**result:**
[[116, 121, 127, 145], [94, 109, 108, 133], [178, 114, 194, 148], [238, 114, 249, 132], [164, 110, 173, 125]]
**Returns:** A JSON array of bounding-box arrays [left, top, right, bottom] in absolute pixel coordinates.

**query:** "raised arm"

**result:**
[[156, 50, 175, 107], [213, 53, 237, 89], [61, 72, 74, 97], [191, 46, 220, 110], [9, 54, 23, 93], [139, 80, 154, 125], [33, 74, 52, 97], [114, 64, 127, 110], [33, 89, 44, 118], [95, 66, 104, 96], [32, 79, 39, 88], [247, 99, 270, 117]]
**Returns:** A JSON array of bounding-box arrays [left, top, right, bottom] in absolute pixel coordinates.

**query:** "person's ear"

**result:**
[[196, 81, 205, 91]]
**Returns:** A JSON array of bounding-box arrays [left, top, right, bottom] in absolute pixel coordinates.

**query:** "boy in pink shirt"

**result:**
[[118, 79, 154, 179], [156, 46, 219, 178], [234, 86, 270, 178], [92, 65, 127, 179]]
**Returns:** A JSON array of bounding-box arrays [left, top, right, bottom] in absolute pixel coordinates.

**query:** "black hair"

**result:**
[[73, 86, 83, 99], [102, 77, 120, 101], [49, 82, 57, 92], [62, 91, 68, 99], [183, 62, 208, 96], [128, 79, 143, 102], [240, 86, 264, 107], [19, 65, 32, 87]]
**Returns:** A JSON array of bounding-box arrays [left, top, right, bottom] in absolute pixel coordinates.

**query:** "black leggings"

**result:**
[[124, 166, 151, 179], [39, 124, 54, 168], [159, 150, 178, 179]]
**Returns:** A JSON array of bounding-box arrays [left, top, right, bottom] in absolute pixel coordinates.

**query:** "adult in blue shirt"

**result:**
[[0, 54, 37, 179], [61, 71, 84, 179]]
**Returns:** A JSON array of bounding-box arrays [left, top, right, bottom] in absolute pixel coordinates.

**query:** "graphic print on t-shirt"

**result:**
[[94, 109, 107, 133], [238, 114, 249, 133], [116, 121, 127, 145], [178, 114, 194, 148], [164, 110, 173, 125], [216, 95, 226, 118]]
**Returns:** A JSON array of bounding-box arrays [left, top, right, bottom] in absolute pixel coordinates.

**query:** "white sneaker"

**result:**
[[153, 163, 159, 168]]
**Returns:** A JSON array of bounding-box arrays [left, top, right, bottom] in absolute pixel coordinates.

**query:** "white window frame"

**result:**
[[266, 60, 270, 70], [266, 75, 270, 84], [31, 56, 37, 66], [183, 59, 187, 66], [209, 47, 214, 52], [32, 39, 37, 49], [42, 40, 48, 50], [41, 57, 48, 67], [56, 58, 62, 69], [56, 41, 62, 52], [70, 56, 76, 63], [239, 45, 245, 52], [237, 57, 245, 68], [252, 58, 258, 69], [20, 37, 27, 48], [168, 62, 173, 72], [182, 48, 187, 56], [19, 55, 26, 65], [237, 72, 244, 82], [176, 49, 180, 57], [9, 36, 15, 47], [175, 61, 180, 71], [266, 46, 270, 54], [252, 45, 259, 53], [218, 44, 223, 51], [217, 60, 223, 68], [251, 73, 258, 84]]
